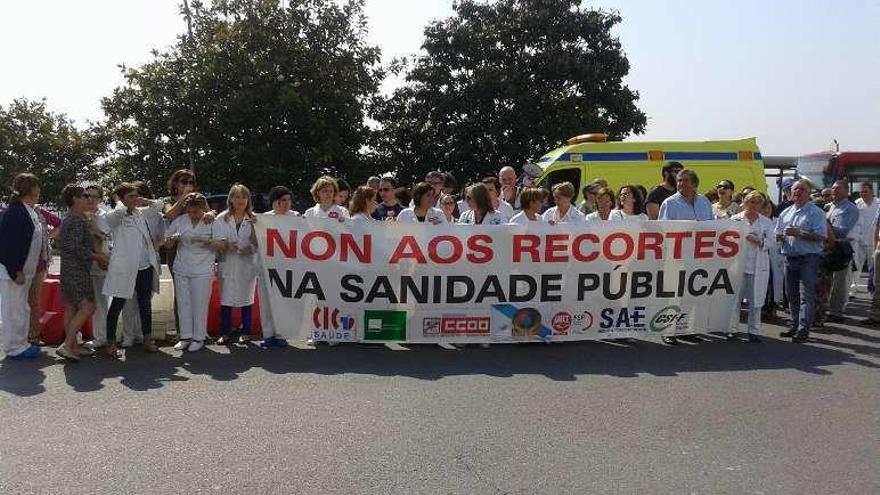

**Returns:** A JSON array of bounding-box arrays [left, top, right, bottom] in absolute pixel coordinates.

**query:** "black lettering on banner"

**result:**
[[433, 275, 443, 304], [447, 276, 475, 304], [269, 269, 325, 300], [577, 274, 600, 301], [688, 269, 708, 296], [366, 276, 398, 303], [475, 275, 506, 303], [295, 272, 324, 300], [656, 271, 675, 298], [632, 271, 652, 298], [401, 276, 429, 304], [709, 269, 733, 294], [340, 274, 364, 302], [604, 271, 627, 300], [541, 274, 562, 302], [509, 274, 537, 302]]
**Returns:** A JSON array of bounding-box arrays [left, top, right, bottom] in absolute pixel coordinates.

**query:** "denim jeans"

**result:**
[[220, 305, 253, 336], [107, 267, 153, 342], [785, 254, 820, 336]]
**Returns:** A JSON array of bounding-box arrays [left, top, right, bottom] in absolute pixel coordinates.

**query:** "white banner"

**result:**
[[254, 216, 747, 343]]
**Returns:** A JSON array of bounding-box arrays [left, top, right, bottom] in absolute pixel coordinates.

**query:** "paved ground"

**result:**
[[1, 293, 879, 494]]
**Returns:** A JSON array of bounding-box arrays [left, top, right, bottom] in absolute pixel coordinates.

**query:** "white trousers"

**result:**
[[734, 273, 762, 335], [90, 274, 109, 345], [174, 274, 212, 342], [257, 275, 276, 338], [1, 277, 34, 356], [122, 299, 143, 343]]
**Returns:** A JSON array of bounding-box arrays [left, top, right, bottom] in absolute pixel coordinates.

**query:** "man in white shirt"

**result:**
[[854, 182, 879, 293]]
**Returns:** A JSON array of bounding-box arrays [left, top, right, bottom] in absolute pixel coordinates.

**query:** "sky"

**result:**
[[1, 0, 878, 157]]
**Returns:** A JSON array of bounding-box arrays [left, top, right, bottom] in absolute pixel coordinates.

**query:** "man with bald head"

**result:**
[[498, 166, 522, 213], [776, 179, 827, 342]]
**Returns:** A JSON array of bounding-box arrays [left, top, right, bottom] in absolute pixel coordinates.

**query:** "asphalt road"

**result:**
[[1, 296, 879, 494]]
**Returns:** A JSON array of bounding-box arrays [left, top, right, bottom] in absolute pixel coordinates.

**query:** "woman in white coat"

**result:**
[[729, 191, 774, 342], [348, 186, 377, 223], [397, 182, 447, 225], [164, 193, 222, 352], [216, 184, 258, 345], [544, 182, 587, 224], [103, 183, 165, 357], [255, 186, 299, 349]]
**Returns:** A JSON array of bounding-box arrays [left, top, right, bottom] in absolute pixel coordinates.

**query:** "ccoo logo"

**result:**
[[313, 307, 356, 331]]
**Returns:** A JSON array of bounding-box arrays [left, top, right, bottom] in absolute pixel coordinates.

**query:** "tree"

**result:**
[[370, 0, 647, 187], [101, 0, 383, 201], [0, 98, 104, 205]]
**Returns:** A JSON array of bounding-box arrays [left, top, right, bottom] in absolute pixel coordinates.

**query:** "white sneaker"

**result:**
[[306, 338, 316, 346], [188, 340, 204, 352], [173, 340, 190, 351]]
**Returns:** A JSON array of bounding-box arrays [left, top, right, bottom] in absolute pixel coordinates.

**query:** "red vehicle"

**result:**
[[798, 150, 880, 192]]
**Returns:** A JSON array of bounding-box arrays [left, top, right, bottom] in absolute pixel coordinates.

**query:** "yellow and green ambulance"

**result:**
[[531, 134, 766, 202]]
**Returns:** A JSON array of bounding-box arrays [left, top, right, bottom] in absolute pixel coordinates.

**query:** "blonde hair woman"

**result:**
[[348, 186, 377, 223], [304, 176, 350, 220], [543, 182, 586, 224], [215, 184, 258, 345], [729, 191, 775, 342]]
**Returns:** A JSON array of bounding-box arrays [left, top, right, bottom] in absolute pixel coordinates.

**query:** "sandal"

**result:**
[[56, 346, 81, 362], [105, 345, 122, 359]]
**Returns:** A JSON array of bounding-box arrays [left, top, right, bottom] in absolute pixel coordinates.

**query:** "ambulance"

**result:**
[[529, 134, 767, 202]]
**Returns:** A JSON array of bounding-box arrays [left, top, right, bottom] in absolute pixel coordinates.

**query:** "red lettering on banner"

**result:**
[[266, 228, 296, 257], [637, 232, 664, 260], [390, 236, 428, 264], [301, 231, 336, 261], [604, 232, 635, 262], [513, 234, 541, 262], [428, 236, 463, 264], [466, 235, 493, 263], [339, 233, 371, 263], [666, 231, 692, 259], [572, 233, 599, 262], [693, 231, 716, 259], [717, 230, 740, 258], [545, 234, 569, 263]]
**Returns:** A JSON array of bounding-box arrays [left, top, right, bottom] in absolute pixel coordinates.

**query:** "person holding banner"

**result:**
[[509, 188, 547, 224], [585, 187, 615, 222], [164, 193, 222, 353], [458, 184, 506, 225], [481, 176, 514, 221], [304, 176, 350, 221], [658, 169, 713, 221], [216, 185, 258, 345], [657, 169, 712, 345], [254, 186, 297, 349], [397, 182, 446, 224], [776, 179, 827, 343], [609, 185, 648, 222], [729, 191, 774, 342], [543, 182, 586, 224], [348, 186, 377, 223]]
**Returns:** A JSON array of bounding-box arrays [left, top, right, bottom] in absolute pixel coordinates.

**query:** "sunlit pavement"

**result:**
[[1, 286, 878, 494]]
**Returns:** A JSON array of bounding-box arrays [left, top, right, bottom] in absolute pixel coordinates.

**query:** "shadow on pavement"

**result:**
[[2, 331, 877, 397]]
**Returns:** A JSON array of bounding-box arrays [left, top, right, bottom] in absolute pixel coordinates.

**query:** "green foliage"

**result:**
[[370, 0, 647, 187], [101, 0, 383, 200], [0, 99, 104, 205]]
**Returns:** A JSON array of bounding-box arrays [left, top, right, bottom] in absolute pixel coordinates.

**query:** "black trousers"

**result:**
[[106, 267, 154, 342]]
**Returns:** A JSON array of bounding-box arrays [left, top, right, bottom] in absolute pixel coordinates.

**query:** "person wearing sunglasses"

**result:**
[[712, 179, 741, 219], [371, 176, 403, 221], [646, 161, 683, 220]]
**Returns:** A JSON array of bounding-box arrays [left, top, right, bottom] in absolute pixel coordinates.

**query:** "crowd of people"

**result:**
[[1, 160, 878, 361]]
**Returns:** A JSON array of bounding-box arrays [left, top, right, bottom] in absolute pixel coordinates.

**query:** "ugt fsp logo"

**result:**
[[650, 305, 688, 332]]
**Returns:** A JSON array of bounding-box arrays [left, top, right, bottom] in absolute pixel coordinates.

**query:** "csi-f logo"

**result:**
[[650, 305, 688, 332], [312, 306, 356, 332]]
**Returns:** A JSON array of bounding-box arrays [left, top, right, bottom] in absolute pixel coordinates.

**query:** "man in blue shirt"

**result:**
[[658, 169, 714, 221], [775, 179, 827, 342], [657, 169, 712, 345], [826, 180, 859, 322]]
